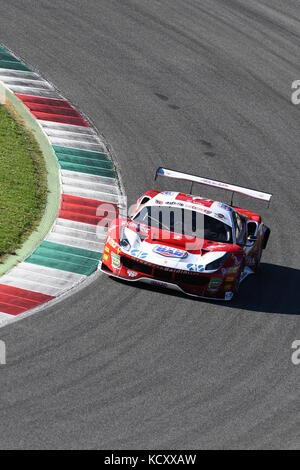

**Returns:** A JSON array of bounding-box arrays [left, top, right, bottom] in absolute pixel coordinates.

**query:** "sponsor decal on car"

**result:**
[[186, 263, 205, 272], [225, 292, 234, 300], [153, 245, 188, 259], [219, 203, 231, 211], [130, 249, 148, 260], [111, 252, 121, 269], [228, 266, 239, 274], [165, 201, 184, 207], [163, 191, 176, 196], [191, 197, 213, 207], [107, 236, 119, 250], [127, 270, 138, 278], [208, 277, 223, 292], [103, 253, 109, 262]]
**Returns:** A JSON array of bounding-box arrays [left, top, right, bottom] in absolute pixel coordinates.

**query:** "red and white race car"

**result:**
[[100, 167, 272, 300]]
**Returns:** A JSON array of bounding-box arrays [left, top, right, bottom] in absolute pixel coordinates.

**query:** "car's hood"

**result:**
[[120, 223, 232, 272]]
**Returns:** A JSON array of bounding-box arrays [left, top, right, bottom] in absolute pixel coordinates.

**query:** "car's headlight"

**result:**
[[119, 227, 131, 252], [205, 253, 230, 271]]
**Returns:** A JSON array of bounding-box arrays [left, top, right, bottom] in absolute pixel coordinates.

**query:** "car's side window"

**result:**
[[233, 212, 244, 244]]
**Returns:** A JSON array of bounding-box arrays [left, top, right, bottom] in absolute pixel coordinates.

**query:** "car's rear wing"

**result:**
[[155, 167, 272, 206]]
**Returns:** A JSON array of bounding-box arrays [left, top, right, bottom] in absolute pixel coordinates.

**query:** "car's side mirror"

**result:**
[[246, 220, 259, 237]]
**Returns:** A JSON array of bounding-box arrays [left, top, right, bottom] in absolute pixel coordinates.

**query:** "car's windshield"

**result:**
[[133, 206, 233, 243]]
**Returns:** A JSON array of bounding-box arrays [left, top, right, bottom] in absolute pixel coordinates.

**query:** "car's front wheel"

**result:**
[[255, 247, 263, 272], [234, 262, 244, 296]]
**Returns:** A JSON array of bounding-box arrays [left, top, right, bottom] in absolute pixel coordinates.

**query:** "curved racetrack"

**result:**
[[0, 0, 299, 449]]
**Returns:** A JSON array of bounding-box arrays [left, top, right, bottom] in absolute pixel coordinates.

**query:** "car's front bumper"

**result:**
[[100, 257, 235, 301]]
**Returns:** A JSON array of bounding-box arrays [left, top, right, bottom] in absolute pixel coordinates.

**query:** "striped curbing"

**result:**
[[0, 45, 122, 326]]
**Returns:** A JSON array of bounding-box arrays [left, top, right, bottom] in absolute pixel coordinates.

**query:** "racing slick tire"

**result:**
[[233, 264, 243, 297], [255, 247, 263, 272]]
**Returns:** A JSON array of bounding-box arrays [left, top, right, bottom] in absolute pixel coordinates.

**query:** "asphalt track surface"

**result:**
[[0, 0, 299, 449]]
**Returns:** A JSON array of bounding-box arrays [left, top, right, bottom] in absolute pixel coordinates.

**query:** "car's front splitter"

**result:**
[[100, 262, 234, 301]]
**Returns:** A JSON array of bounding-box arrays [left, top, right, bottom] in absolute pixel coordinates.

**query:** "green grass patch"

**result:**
[[0, 104, 47, 261]]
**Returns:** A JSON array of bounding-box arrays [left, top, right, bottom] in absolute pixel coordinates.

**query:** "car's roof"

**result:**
[[144, 191, 234, 227]]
